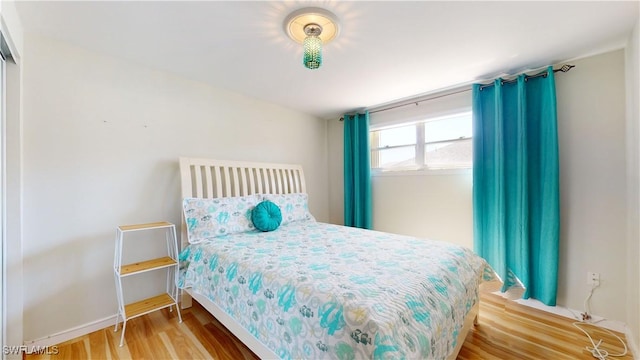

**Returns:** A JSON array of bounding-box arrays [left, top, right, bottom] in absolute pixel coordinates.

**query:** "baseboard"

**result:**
[[515, 298, 626, 332], [23, 314, 117, 347], [488, 291, 626, 333]]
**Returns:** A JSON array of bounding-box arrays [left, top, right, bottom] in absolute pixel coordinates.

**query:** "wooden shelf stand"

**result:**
[[113, 221, 182, 347], [120, 256, 177, 276]]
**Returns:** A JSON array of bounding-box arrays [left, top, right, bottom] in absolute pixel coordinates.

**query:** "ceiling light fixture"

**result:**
[[283, 7, 340, 70]]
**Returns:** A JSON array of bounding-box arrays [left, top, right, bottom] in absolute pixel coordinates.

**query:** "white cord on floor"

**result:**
[[574, 283, 628, 359], [573, 321, 627, 359]]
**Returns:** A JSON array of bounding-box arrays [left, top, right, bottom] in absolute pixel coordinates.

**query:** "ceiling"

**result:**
[[15, 1, 639, 120]]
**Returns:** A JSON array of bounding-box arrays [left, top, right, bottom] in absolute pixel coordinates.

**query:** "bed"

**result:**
[[177, 157, 491, 359]]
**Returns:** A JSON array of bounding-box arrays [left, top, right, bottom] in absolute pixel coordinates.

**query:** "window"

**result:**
[[370, 111, 472, 171]]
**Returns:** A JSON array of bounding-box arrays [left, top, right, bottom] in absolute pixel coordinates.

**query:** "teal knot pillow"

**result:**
[[251, 200, 282, 232]]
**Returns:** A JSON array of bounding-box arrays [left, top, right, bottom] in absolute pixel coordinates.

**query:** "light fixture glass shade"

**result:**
[[303, 35, 322, 69], [284, 8, 339, 70]]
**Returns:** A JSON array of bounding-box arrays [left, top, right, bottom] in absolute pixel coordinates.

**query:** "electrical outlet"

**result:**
[[587, 272, 600, 286]]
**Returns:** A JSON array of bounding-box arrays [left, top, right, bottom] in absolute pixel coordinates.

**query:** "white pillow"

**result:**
[[183, 194, 262, 243], [262, 193, 315, 225]]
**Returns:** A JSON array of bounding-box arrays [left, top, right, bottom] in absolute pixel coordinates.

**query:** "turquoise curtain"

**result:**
[[472, 67, 560, 306], [344, 112, 372, 229]]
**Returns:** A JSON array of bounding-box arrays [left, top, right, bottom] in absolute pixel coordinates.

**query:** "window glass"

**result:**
[[424, 112, 472, 143], [377, 124, 415, 147], [376, 146, 416, 169], [370, 111, 472, 171], [425, 138, 472, 169]]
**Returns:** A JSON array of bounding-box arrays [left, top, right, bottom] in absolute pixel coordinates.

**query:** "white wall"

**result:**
[[0, 0, 23, 355], [625, 16, 640, 352], [555, 50, 627, 322], [327, 118, 344, 225], [371, 172, 472, 248], [327, 49, 631, 324], [4, 59, 22, 356], [20, 34, 329, 341]]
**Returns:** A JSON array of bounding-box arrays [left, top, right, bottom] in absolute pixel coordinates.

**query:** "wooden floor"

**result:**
[[26, 292, 632, 360], [457, 293, 631, 359]]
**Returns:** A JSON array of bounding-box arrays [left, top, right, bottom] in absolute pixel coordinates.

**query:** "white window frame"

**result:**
[[0, 28, 13, 355], [370, 111, 472, 176], [0, 45, 4, 356]]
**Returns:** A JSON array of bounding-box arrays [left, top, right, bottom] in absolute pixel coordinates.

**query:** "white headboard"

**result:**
[[178, 157, 307, 247]]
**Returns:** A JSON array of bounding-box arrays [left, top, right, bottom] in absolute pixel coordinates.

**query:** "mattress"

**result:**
[[178, 220, 491, 359]]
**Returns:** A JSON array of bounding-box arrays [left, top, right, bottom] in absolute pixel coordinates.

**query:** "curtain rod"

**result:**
[[339, 87, 471, 121], [369, 87, 472, 115], [478, 64, 575, 91], [340, 64, 575, 121]]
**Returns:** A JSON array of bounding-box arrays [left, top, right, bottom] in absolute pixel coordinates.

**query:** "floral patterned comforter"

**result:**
[[178, 220, 491, 359]]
